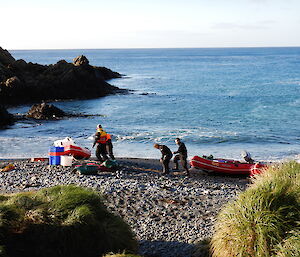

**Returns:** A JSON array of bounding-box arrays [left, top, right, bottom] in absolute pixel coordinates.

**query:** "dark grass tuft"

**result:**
[[0, 185, 137, 257]]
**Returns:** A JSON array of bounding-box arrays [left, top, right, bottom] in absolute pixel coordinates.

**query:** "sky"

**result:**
[[1, 0, 300, 49]]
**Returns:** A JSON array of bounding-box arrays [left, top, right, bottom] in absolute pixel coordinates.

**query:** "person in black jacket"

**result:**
[[154, 143, 173, 174], [173, 138, 189, 175]]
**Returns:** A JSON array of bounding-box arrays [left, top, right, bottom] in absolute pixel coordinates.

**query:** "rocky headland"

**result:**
[[0, 47, 126, 127]]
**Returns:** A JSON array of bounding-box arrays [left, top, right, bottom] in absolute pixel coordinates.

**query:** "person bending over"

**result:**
[[154, 143, 173, 175], [173, 138, 189, 175], [93, 124, 108, 162]]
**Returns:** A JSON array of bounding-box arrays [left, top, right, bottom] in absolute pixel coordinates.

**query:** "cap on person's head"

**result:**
[[97, 124, 102, 129], [153, 143, 160, 149], [175, 138, 181, 142]]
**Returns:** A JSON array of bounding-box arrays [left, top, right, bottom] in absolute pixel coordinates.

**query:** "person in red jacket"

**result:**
[[93, 124, 108, 161]]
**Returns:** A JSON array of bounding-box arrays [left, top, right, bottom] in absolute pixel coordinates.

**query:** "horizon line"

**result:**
[[9, 45, 300, 51]]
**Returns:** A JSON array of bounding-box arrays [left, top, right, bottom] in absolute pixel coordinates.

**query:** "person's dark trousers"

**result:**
[[162, 156, 171, 174], [174, 154, 189, 172], [106, 140, 115, 160], [96, 143, 108, 162]]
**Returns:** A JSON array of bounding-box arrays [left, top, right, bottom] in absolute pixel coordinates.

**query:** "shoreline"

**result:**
[[0, 157, 250, 257], [0, 155, 290, 164], [1, 133, 297, 163]]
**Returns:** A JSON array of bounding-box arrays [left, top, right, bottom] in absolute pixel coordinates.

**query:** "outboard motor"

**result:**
[[241, 150, 254, 164]]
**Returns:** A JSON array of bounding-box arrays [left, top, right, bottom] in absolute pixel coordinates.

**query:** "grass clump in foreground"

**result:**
[[210, 161, 300, 257], [0, 185, 137, 257]]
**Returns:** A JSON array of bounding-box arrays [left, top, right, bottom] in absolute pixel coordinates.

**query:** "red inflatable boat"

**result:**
[[64, 145, 91, 159], [190, 155, 266, 175]]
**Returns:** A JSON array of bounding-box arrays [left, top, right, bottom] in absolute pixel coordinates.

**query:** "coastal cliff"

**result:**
[[0, 47, 126, 127]]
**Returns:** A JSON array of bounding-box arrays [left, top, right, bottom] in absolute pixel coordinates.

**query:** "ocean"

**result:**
[[1, 47, 300, 161]]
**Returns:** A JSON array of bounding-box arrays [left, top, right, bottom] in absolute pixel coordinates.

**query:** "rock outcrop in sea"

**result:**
[[24, 102, 104, 120], [0, 46, 126, 127], [0, 47, 125, 106], [26, 102, 66, 120]]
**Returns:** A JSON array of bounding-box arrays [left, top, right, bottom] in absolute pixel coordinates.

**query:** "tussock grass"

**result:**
[[275, 228, 300, 257], [0, 185, 137, 257], [211, 161, 300, 257]]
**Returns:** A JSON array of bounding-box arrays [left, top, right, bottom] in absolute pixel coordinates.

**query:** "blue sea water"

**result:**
[[1, 47, 300, 161]]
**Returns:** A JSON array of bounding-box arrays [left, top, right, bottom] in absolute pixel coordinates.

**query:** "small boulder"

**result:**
[[73, 55, 89, 66], [5, 76, 22, 88], [27, 103, 65, 120]]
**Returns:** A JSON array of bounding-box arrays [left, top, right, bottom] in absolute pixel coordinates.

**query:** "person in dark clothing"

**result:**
[[92, 124, 108, 162], [95, 143, 108, 162], [154, 143, 173, 174], [173, 138, 189, 175]]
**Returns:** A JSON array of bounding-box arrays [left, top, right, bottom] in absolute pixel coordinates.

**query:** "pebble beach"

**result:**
[[0, 158, 250, 257]]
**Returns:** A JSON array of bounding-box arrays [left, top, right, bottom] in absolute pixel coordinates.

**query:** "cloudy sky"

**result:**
[[1, 0, 300, 49]]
